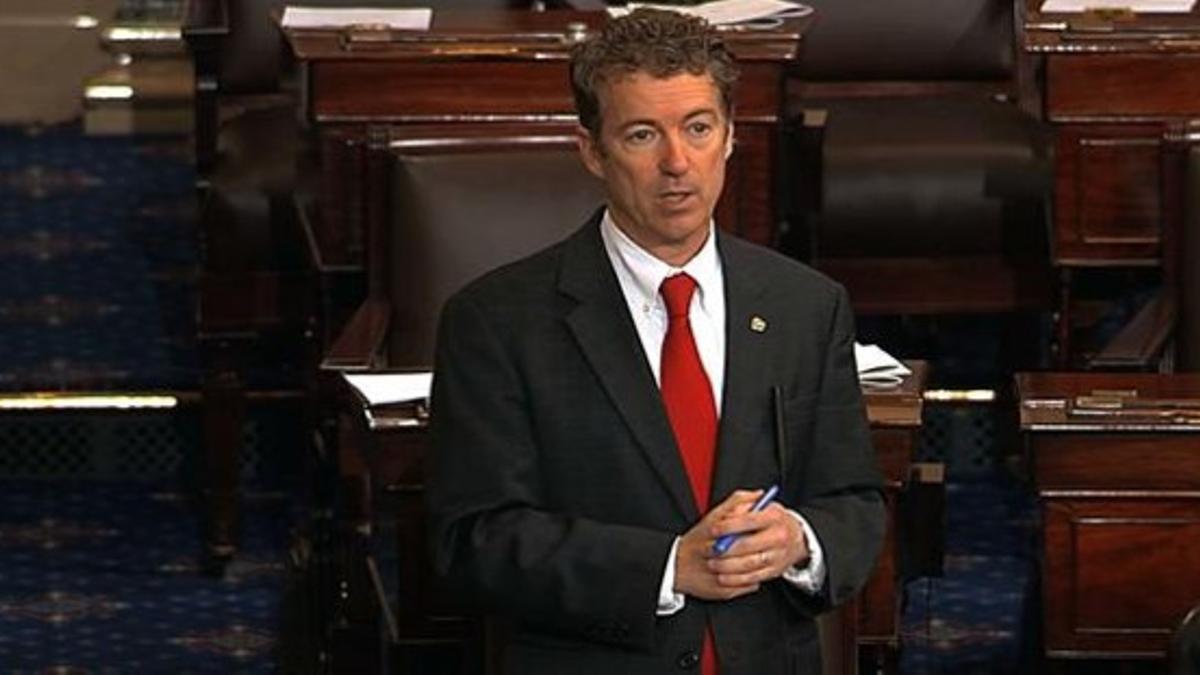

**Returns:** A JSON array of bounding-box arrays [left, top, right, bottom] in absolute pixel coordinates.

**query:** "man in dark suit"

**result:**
[[427, 9, 884, 674]]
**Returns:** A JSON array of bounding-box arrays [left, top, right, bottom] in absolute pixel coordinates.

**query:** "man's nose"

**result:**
[[658, 133, 689, 176]]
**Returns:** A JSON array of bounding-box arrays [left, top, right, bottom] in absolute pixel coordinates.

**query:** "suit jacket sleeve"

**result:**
[[787, 283, 886, 614], [426, 291, 675, 651]]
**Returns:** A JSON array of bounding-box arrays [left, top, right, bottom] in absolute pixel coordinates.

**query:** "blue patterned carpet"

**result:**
[[0, 123, 198, 391], [0, 122, 289, 671], [0, 480, 288, 672], [901, 468, 1039, 674]]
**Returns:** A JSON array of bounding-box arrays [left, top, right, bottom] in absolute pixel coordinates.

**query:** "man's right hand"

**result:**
[[673, 490, 763, 601]]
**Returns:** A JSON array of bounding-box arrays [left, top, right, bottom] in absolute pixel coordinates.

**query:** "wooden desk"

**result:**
[[285, 10, 807, 269], [1016, 371, 1200, 662], [341, 363, 926, 674], [1023, 3, 1200, 363], [858, 361, 927, 672]]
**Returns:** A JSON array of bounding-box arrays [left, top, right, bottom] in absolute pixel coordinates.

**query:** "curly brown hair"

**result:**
[[569, 8, 739, 138]]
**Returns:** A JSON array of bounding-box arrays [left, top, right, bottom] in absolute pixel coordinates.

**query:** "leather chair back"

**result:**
[[218, 0, 289, 94], [813, 96, 1050, 258], [386, 146, 605, 366], [800, 0, 1014, 81]]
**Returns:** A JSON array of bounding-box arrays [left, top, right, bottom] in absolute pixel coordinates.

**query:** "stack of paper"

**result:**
[[607, 0, 813, 26], [855, 343, 911, 388], [1040, 0, 1196, 12], [343, 371, 433, 407], [281, 6, 433, 30]]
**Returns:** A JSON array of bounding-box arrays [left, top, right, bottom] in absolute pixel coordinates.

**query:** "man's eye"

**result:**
[[688, 122, 713, 136], [626, 128, 655, 144]]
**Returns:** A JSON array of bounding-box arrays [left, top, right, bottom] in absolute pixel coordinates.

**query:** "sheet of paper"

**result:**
[[281, 6, 433, 30], [1041, 0, 1196, 13], [855, 343, 911, 386], [609, 0, 812, 25], [343, 371, 433, 407]]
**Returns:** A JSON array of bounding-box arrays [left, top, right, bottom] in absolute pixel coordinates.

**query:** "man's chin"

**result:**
[[656, 208, 708, 236]]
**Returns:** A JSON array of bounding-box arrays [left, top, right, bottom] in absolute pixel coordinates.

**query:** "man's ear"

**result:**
[[576, 124, 606, 179], [724, 121, 735, 160]]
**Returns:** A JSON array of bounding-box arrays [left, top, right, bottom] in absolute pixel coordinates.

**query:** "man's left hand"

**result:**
[[706, 503, 810, 587]]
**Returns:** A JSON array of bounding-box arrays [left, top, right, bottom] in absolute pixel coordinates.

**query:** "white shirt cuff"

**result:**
[[781, 509, 826, 594], [657, 537, 687, 615]]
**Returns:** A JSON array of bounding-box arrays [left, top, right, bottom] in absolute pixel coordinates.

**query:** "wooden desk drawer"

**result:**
[[311, 61, 573, 121], [1042, 497, 1200, 657], [1031, 433, 1200, 490], [1047, 54, 1200, 120], [1053, 125, 1163, 265], [308, 60, 783, 123]]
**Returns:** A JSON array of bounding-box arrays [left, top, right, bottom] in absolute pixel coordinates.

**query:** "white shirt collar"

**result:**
[[599, 209, 723, 314]]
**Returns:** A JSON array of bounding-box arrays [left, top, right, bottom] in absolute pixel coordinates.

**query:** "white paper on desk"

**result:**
[[1040, 0, 1196, 13], [281, 6, 433, 30], [609, 0, 813, 25], [343, 371, 433, 407], [854, 343, 911, 387]]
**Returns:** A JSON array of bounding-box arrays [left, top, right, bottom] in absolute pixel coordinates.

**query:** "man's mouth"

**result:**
[[659, 189, 695, 206]]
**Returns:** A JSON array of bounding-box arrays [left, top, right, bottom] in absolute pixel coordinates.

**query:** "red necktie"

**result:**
[[659, 273, 718, 675]]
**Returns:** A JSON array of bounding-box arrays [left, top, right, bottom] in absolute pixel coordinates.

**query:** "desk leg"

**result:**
[[201, 341, 243, 572], [858, 643, 899, 675], [1055, 267, 1073, 368]]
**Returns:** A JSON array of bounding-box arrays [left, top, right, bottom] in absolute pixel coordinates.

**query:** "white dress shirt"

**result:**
[[597, 211, 826, 614]]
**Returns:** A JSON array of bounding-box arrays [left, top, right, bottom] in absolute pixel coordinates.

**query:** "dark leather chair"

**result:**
[[782, 0, 1054, 319], [1172, 603, 1200, 675], [325, 132, 603, 370], [322, 132, 603, 672]]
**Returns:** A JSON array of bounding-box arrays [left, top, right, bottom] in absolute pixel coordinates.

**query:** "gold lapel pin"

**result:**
[[749, 316, 767, 333]]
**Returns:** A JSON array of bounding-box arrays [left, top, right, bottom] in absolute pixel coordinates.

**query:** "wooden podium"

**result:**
[[1017, 371, 1200, 663]]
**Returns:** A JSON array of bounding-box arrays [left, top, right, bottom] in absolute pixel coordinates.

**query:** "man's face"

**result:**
[[578, 71, 732, 266]]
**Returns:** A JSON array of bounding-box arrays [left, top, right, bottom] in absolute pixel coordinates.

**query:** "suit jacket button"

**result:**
[[677, 650, 700, 669]]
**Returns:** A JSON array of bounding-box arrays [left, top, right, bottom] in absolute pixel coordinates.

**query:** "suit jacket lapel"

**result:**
[[711, 234, 772, 505], [558, 218, 699, 522]]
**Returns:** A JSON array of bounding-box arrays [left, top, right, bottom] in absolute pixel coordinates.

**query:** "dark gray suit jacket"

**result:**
[[427, 214, 885, 674]]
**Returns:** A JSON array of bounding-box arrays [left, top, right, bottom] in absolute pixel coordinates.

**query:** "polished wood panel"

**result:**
[[1046, 55, 1200, 120], [1033, 434, 1200, 490], [1043, 498, 1200, 658], [1053, 125, 1162, 265], [312, 61, 575, 121], [1017, 372, 1200, 662]]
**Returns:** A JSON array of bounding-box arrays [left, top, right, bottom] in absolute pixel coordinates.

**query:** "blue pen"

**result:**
[[712, 484, 780, 555]]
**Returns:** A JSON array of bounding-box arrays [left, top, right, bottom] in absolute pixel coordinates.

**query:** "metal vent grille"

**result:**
[[112, 415, 189, 476], [918, 403, 998, 475], [0, 412, 263, 480], [0, 420, 93, 476]]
